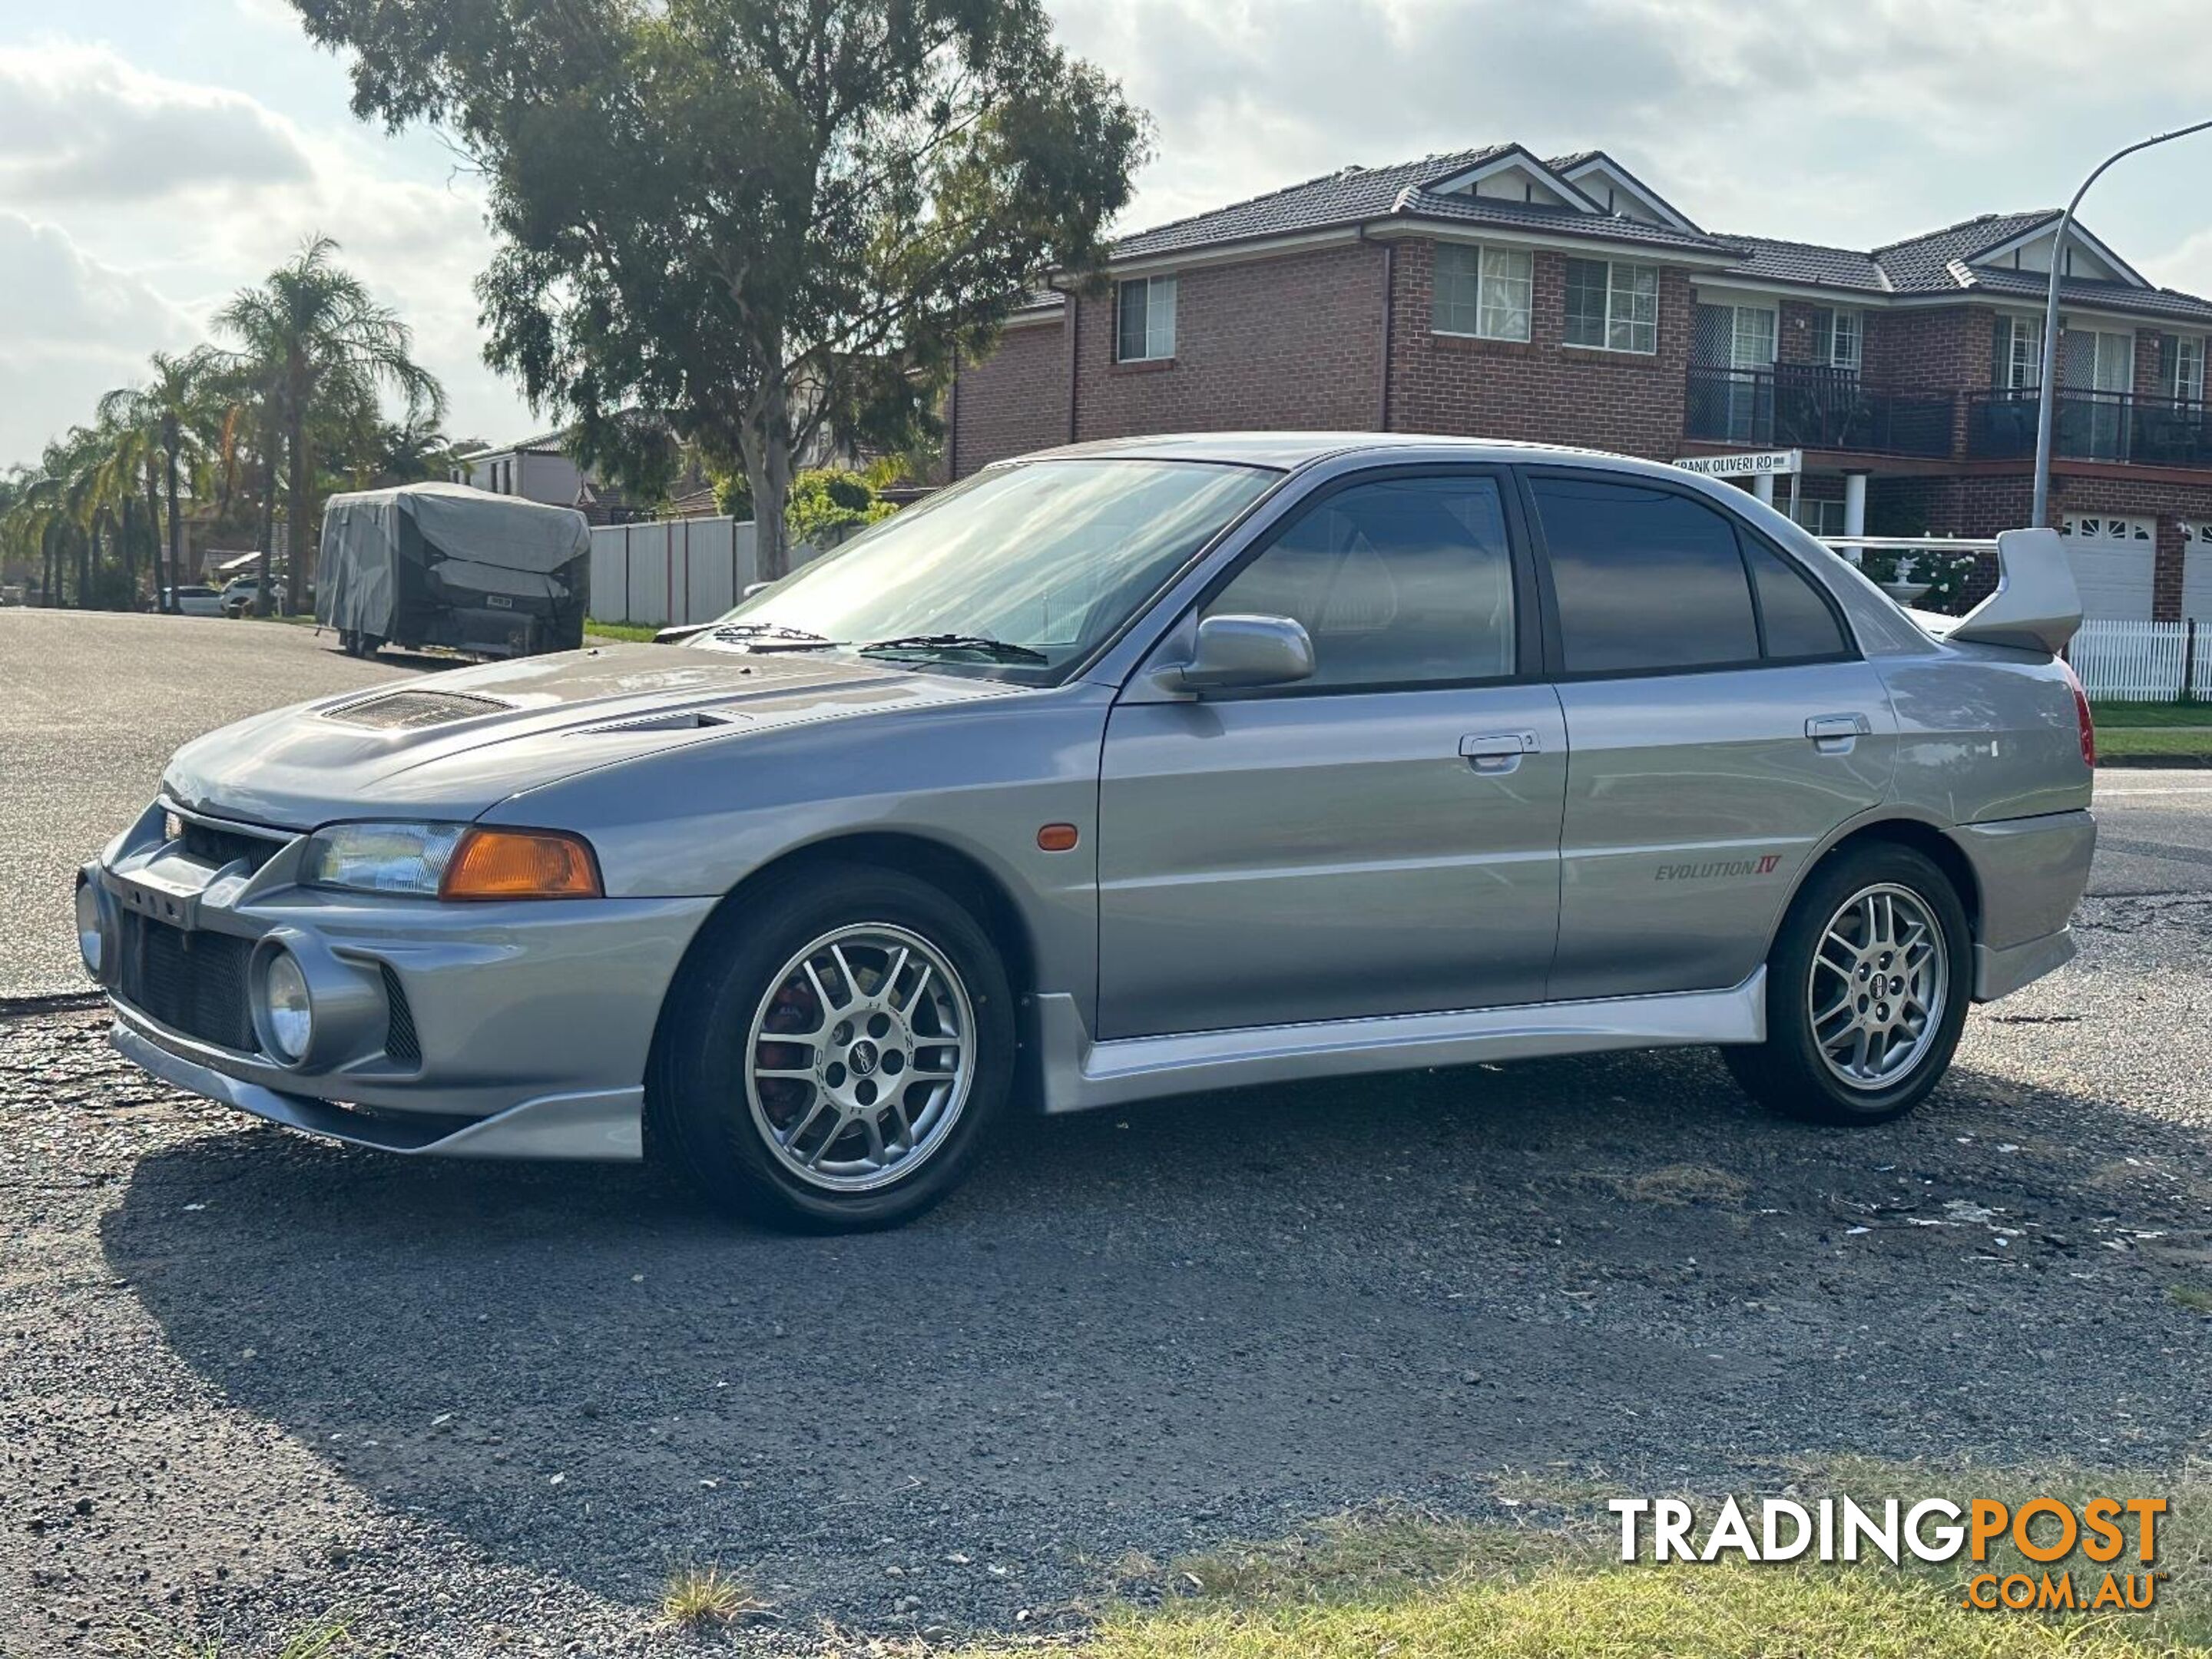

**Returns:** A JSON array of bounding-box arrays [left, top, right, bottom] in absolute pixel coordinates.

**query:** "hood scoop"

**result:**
[[323, 688, 515, 730], [574, 707, 751, 735]]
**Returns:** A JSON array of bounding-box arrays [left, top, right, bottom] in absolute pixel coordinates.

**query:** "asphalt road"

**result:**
[[4, 605, 2208, 996], [0, 610, 413, 998], [4, 892, 2209, 1656]]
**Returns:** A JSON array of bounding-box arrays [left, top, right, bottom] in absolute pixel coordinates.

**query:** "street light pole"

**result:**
[[2032, 118, 2212, 528]]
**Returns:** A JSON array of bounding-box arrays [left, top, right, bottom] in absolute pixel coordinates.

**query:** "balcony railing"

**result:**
[[1684, 365, 1955, 458], [1965, 388, 2212, 469]]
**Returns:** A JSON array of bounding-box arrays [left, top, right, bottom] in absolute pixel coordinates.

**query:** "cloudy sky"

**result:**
[[5, 0, 2212, 469]]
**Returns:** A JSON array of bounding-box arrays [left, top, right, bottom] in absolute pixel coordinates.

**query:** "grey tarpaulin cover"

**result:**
[[316, 482, 590, 637]]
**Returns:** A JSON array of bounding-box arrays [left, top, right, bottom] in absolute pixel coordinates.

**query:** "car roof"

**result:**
[[1008, 430, 1688, 477]]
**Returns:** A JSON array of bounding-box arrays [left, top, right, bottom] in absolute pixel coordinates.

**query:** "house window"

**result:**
[[2000, 316, 2042, 390], [2165, 334, 2204, 402], [1431, 244, 1533, 341], [1116, 275, 1177, 362], [1564, 258, 1659, 353], [1786, 496, 1846, 538], [1813, 308, 1862, 371]]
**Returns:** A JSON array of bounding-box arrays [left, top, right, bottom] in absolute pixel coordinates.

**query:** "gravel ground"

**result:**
[[3, 891, 2210, 1656]]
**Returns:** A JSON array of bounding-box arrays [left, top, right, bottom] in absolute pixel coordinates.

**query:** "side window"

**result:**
[[1529, 475, 1759, 674], [1205, 475, 1516, 689], [1743, 538, 1849, 660]]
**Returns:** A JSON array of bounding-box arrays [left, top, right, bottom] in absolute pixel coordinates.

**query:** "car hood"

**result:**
[[162, 642, 1022, 830]]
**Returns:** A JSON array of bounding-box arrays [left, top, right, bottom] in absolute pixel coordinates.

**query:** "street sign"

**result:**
[[1671, 449, 1802, 478]]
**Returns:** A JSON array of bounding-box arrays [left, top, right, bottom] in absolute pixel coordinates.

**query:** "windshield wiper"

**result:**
[[709, 621, 837, 650], [856, 633, 1049, 664]]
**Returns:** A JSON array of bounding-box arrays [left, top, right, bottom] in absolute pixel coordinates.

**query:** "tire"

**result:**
[[648, 864, 1015, 1231], [1723, 842, 1972, 1125]]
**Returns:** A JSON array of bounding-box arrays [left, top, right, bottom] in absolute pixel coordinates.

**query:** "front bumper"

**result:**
[[84, 800, 717, 1160]]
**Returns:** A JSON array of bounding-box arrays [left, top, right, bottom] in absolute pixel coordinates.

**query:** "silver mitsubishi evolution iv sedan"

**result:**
[[80, 434, 2098, 1230]]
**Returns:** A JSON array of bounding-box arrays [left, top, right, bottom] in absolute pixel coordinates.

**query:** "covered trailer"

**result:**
[[316, 482, 590, 660]]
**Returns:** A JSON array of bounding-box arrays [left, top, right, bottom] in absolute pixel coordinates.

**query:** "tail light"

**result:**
[[2060, 659, 2096, 767]]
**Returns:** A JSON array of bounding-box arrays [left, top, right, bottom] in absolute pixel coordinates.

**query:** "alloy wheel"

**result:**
[[1807, 882, 1949, 1091], [743, 924, 975, 1192]]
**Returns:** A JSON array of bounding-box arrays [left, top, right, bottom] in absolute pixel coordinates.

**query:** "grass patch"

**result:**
[[175, 1613, 357, 1658], [2100, 726, 2212, 760], [959, 1463, 2212, 1659], [584, 617, 661, 643], [2170, 1283, 2212, 1314], [2091, 700, 2210, 728], [661, 1561, 768, 1631]]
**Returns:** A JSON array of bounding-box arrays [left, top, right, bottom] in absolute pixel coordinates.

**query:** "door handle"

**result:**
[[1460, 731, 1539, 773], [1805, 713, 1871, 748]]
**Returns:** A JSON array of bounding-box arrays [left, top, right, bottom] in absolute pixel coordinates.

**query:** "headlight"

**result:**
[[300, 822, 468, 896], [302, 821, 602, 900], [75, 881, 104, 976], [259, 949, 313, 1063]]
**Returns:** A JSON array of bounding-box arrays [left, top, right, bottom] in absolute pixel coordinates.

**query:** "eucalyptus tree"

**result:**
[[287, 0, 1147, 581]]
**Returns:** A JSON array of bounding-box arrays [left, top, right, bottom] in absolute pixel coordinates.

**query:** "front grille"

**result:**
[[379, 963, 422, 1067], [323, 689, 511, 730], [177, 818, 282, 874], [113, 914, 257, 1053]]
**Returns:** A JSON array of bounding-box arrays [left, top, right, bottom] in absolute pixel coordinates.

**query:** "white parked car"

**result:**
[[163, 586, 225, 618]]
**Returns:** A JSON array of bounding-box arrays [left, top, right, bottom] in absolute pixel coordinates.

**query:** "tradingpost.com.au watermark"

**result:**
[[1609, 1495, 2167, 1611]]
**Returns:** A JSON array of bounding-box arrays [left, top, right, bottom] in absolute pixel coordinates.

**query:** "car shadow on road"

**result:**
[[98, 1043, 2212, 1628]]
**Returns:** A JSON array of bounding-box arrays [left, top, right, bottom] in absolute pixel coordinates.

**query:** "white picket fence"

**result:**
[[588, 517, 835, 628], [2066, 618, 2209, 701]]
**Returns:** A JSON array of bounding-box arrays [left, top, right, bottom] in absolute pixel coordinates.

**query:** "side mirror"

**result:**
[[1153, 614, 1315, 695]]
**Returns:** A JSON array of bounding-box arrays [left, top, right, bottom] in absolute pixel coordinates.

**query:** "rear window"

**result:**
[[1743, 538, 1848, 660], [1529, 476, 1759, 674]]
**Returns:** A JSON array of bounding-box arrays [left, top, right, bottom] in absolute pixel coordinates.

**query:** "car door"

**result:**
[[1522, 468, 1895, 1002], [1096, 468, 1567, 1040]]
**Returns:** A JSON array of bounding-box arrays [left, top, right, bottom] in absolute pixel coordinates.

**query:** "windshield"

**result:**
[[689, 458, 1280, 679]]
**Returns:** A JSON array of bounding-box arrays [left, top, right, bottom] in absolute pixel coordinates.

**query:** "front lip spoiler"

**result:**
[[110, 1022, 643, 1161]]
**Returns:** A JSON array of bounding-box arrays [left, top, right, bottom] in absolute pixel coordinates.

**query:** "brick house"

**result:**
[[944, 144, 2212, 623]]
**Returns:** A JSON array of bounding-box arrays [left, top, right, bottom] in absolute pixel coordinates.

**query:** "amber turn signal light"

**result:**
[[439, 827, 604, 900], [1036, 823, 1079, 852]]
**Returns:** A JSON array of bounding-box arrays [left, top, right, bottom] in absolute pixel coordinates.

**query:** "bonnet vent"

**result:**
[[323, 689, 513, 730]]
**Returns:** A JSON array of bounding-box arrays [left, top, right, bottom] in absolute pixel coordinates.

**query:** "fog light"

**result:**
[[260, 949, 313, 1063], [75, 882, 104, 977]]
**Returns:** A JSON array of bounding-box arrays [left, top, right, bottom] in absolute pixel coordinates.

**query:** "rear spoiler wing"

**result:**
[[1822, 531, 2082, 656]]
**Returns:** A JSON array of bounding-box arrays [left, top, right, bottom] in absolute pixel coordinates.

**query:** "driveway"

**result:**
[[0, 611, 411, 998], [3, 884, 2210, 1655]]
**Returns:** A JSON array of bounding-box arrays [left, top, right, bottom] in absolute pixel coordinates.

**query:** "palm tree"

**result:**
[[214, 236, 444, 614], [9, 459, 68, 607], [99, 349, 229, 612]]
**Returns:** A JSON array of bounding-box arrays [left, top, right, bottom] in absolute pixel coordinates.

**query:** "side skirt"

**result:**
[[1031, 971, 1767, 1114]]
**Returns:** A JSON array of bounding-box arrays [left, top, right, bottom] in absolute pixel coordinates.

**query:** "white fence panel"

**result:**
[[2067, 618, 2188, 701], [588, 516, 819, 628]]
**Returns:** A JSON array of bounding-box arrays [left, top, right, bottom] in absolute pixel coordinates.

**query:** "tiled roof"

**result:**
[[1099, 146, 2212, 325], [1398, 188, 1731, 253], [1111, 145, 1517, 259], [1869, 211, 2056, 291], [1958, 264, 2212, 323], [456, 426, 573, 460], [1710, 235, 1889, 293]]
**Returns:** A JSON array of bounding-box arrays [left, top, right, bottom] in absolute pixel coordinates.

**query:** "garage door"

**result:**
[[2183, 521, 2212, 622], [2061, 514, 2155, 620]]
